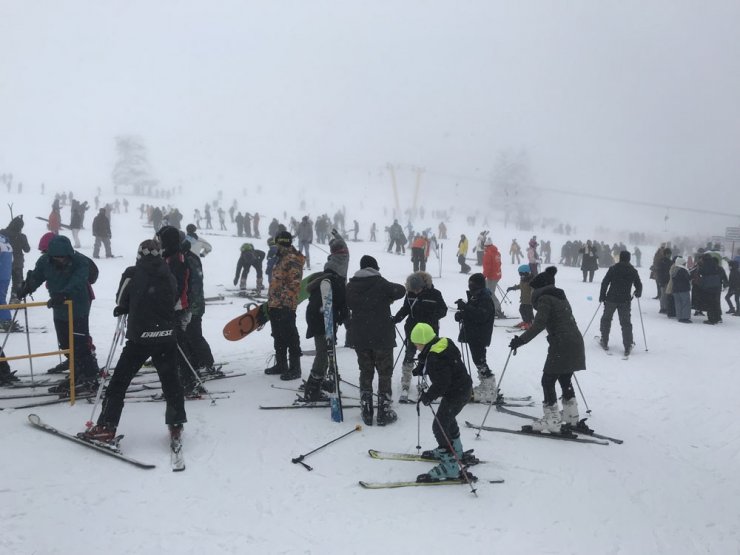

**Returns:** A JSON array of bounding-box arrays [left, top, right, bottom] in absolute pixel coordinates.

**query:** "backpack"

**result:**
[[81, 254, 99, 284]]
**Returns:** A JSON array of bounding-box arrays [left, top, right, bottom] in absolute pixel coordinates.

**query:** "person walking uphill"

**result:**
[[264, 231, 305, 380], [346, 255, 406, 426], [508, 266, 585, 434], [410, 322, 474, 483], [80, 240, 186, 444], [598, 250, 642, 356]]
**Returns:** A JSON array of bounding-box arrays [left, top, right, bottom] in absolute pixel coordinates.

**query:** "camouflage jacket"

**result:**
[[268, 246, 305, 310]]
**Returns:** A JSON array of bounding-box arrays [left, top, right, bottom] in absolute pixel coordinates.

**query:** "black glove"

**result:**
[[506, 286, 515, 292], [411, 363, 422, 377], [47, 293, 66, 308], [634, 290, 641, 299], [19, 281, 32, 298], [233, 277, 239, 286], [509, 335, 525, 350], [113, 306, 128, 317], [200, 253, 206, 258], [455, 299, 466, 310], [454, 311, 463, 322], [419, 391, 433, 406], [599, 296, 606, 303]]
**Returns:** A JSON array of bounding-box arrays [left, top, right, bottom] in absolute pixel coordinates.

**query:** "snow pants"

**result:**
[[432, 386, 471, 448], [600, 301, 633, 349], [356, 348, 394, 397], [541, 373, 575, 406], [53, 317, 98, 381]]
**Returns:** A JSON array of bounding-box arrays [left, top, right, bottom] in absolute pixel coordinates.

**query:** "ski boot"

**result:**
[[169, 423, 183, 441], [0, 320, 23, 333], [78, 423, 117, 444], [623, 343, 633, 357], [599, 336, 609, 351], [471, 365, 497, 404], [280, 354, 301, 381], [199, 365, 225, 378], [375, 393, 397, 426], [524, 402, 562, 433], [303, 374, 328, 402], [47, 359, 70, 374], [321, 370, 336, 393], [0, 370, 19, 385], [416, 448, 459, 482], [360, 390, 374, 426], [265, 352, 288, 375]]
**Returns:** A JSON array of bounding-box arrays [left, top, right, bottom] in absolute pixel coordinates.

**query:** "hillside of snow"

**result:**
[[2, 188, 738, 555]]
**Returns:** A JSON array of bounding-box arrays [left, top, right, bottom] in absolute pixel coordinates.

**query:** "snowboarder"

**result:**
[[410, 322, 473, 483], [233, 243, 266, 293], [457, 234, 470, 274], [598, 251, 642, 355], [80, 239, 186, 443], [508, 266, 585, 433]]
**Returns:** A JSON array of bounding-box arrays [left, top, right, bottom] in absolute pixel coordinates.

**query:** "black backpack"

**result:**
[[81, 253, 99, 284]]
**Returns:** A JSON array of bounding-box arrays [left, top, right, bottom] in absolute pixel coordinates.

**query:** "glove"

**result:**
[[20, 281, 32, 298], [599, 296, 605, 303], [506, 286, 515, 292], [455, 299, 466, 310], [454, 311, 463, 322], [419, 391, 433, 406], [634, 290, 641, 299], [47, 293, 66, 308], [200, 253, 206, 258], [509, 335, 525, 350], [411, 363, 422, 377], [113, 306, 128, 317], [233, 277, 239, 286]]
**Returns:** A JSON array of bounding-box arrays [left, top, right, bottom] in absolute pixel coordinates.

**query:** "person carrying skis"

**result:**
[[506, 264, 534, 330], [233, 243, 266, 293], [392, 271, 447, 402], [264, 231, 305, 380], [346, 255, 406, 426], [454, 272, 497, 403], [302, 231, 349, 401], [508, 266, 585, 433], [410, 322, 474, 483], [598, 250, 642, 356], [80, 239, 186, 443]]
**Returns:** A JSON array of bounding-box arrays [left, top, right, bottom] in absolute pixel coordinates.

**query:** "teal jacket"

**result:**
[[25, 235, 90, 321]]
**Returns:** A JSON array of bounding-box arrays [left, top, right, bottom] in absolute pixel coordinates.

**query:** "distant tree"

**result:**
[[111, 135, 159, 195], [490, 149, 537, 230]]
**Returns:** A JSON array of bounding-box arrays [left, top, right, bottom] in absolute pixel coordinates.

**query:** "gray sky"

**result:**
[[2, 1, 739, 228]]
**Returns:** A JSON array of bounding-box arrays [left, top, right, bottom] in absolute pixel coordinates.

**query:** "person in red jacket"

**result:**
[[482, 238, 506, 318]]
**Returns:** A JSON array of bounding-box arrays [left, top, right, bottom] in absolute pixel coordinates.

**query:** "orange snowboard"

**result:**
[[223, 302, 270, 341]]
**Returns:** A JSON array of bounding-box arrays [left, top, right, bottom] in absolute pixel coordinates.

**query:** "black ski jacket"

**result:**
[[346, 268, 406, 350], [599, 261, 642, 303]]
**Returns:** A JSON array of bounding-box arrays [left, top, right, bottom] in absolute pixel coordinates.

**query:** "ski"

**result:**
[[368, 449, 484, 465], [125, 393, 231, 403], [2, 393, 96, 410], [594, 335, 613, 355], [493, 406, 623, 444], [359, 478, 504, 489], [320, 278, 343, 422], [259, 403, 360, 410], [464, 421, 609, 445], [470, 399, 535, 408], [204, 294, 226, 302], [268, 384, 360, 401], [0, 378, 55, 389], [27, 414, 156, 469]]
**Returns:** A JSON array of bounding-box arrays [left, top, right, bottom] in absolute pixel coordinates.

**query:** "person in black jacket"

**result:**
[[598, 251, 642, 356], [80, 240, 186, 443], [656, 248, 673, 314], [233, 243, 265, 294], [346, 255, 406, 426], [392, 271, 447, 402], [92, 208, 113, 258], [0, 215, 31, 302], [302, 235, 350, 402], [411, 322, 473, 483], [454, 272, 497, 403], [724, 260, 739, 315], [699, 254, 728, 324], [671, 256, 692, 323], [181, 237, 216, 375]]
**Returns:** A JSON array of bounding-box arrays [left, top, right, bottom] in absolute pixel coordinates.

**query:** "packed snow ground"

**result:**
[[2, 190, 738, 555]]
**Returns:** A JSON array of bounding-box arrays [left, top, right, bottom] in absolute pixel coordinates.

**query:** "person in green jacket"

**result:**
[[21, 235, 99, 394]]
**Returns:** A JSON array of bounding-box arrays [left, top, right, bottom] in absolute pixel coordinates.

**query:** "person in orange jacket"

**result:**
[[482, 238, 506, 318], [411, 234, 430, 272]]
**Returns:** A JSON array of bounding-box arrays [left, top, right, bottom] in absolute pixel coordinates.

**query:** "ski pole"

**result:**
[[474, 348, 512, 439], [292, 424, 362, 471], [459, 324, 473, 378], [177, 344, 218, 405], [0, 307, 20, 353], [497, 284, 511, 304], [573, 374, 591, 414], [636, 296, 648, 351], [86, 315, 125, 428], [392, 325, 406, 370], [416, 398, 422, 454], [425, 403, 477, 496], [22, 306, 35, 384], [581, 302, 602, 338]]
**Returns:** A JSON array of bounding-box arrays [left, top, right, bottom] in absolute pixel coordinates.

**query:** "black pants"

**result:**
[[600, 301, 633, 349], [184, 314, 214, 369], [412, 247, 426, 272], [519, 304, 534, 323], [466, 341, 487, 369], [582, 270, 595, 282], [541, 373, 575, 405], [357, 348, 394, 396], [432, 387, 471, 447], [100, 340, 186, 427], [309, 334, 329, 378], [270, 308, 301, 363], [706, 288, 722, 323], [53, 317, 97, 380]]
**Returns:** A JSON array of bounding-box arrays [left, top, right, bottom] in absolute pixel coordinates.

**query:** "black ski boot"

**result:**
[[265, 351, 288, 375], [360, 391, 374, 426], [303, 375, 328, 402], [47, 358, 70, 374], [376, 393, 397, 426], [321, 370, 336, 393], [280, 354, 301, 381]]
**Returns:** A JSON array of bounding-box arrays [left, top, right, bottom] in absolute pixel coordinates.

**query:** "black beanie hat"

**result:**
[[619, 251, 631, 263], [186, 224, 197, 234], [468, 272, 486, 289], [530, 266, 557, 289], [275, 231, 292, 246], [360, 255, 379, 270]]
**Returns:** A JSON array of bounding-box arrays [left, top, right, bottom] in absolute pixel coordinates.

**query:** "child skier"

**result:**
[[411, 322, 475, 483], [506, 264, 534, 330]]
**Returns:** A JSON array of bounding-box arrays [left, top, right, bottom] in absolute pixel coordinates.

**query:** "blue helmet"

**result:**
[[518, 264, 531, 274]]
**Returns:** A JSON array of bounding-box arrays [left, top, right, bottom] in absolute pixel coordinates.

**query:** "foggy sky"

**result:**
[[2, 1, 739, 225]]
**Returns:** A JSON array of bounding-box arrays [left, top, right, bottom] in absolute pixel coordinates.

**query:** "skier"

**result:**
[[387, 219, 403, 254], [509, 239, 522, 264], [80, 239, 186, 443], [346, 255, 406, 425], [457, 234, 470, 274], [233, 243, 266, 293], [598, 251, 642, 356], [454, 273, 497, 403], [181, 236, 217, 375], [92, 208, 114, 258], [69, 200, 89, 248], [508, 266, 585, 433], [185, 224, 213, 257], [21, 235, 99, 394], [506, 264, 534, 330], [234, 212, 244, 237], [527, 238, 540, 276], [724, 260, 739, 315], [482, 238, 505, 318], [264, 231, 305, 380], [473, 231, 487, 266], [392, 271, 447, 402], [0, 215, 30, 302], [47, 200, 62, 234], [410, 322, 474, 483], [252, 212, 261, 238], [302, 232, 349, 401], [410, 234, 429, 272]]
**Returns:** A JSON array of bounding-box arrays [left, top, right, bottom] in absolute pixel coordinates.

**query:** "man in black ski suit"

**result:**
[[599, 250, 642, 356], [233, 243, 265, 293], [181, 236, 216, 375], [80, 240, 186, 442]]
